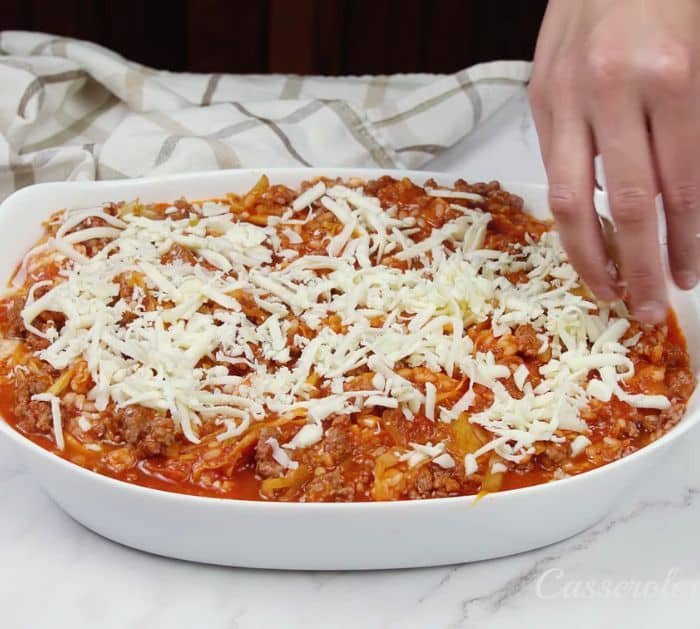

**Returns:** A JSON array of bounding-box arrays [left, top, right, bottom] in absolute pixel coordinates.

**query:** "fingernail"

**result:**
[[676, 270, 698, 290], [606, 261, 620, 284], [634, 301, 667, 324]]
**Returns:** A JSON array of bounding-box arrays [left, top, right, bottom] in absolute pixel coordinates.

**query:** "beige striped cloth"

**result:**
[[0, 30, 531, 201]]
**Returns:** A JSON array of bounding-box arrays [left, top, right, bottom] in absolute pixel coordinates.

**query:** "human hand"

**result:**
[[529, 0, 700, 323]]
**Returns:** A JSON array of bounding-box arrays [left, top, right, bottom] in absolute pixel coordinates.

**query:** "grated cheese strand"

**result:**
[[32, 393, 64, 450]]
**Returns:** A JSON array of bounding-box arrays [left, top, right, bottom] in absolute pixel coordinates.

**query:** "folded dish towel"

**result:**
[[0, 30, 531, 201]]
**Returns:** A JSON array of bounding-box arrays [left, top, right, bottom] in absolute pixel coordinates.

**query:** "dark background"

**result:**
[[2, 0, 548, 74]]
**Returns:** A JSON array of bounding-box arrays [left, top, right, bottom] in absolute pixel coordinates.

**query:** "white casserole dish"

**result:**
[[0, 167, 698, 570]]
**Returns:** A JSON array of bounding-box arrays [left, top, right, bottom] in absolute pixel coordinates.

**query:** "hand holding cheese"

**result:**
[[530, 0, 700, 323]]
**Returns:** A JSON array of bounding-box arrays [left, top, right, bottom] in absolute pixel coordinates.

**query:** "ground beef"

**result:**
[[659, 402, 687, 430], [612, 416, 640, 439], [304, 467, 355, 502], [96, 405, 177, 457], [664, 344, 688, 368], [634, 325, 668, 364], [323, 416, 353, 462], [639, 412, 662, 433], [666, 368, 695, 399], [123, 408, 174, 453], [542, 442, 568, 465], [404, 465, 461, 499], [514, 324, 540, 358], [254, 426, 285, 479], [25, 332, 50, 351], [264, 184, 297, 207], [0, 295, 25, 339], [14, 367, 55, 434]]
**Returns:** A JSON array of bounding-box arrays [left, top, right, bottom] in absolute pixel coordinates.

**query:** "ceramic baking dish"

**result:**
[[0, 168, 697, 569]]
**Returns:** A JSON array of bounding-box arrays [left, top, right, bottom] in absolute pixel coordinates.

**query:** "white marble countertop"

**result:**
[[3, 91, 700, 629]]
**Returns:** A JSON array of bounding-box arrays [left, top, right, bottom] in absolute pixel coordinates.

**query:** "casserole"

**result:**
[[0, 168, 697, 569]]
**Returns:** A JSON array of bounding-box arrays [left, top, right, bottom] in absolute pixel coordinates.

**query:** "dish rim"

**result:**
[[0, 166, 697, 510]]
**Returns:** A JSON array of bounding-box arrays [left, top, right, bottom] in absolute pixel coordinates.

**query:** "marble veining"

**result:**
[[2, 92, 700, 629], [449, 486, 700, 628]]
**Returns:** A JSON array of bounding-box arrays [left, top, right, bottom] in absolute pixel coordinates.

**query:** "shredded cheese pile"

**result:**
[[19, 180, 670, 469]]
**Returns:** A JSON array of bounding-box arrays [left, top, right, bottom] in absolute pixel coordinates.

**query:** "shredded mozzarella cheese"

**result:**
[[14, 181, 670, 470]]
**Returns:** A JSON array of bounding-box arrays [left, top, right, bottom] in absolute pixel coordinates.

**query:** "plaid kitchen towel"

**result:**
[[0, 30, 531, 200]]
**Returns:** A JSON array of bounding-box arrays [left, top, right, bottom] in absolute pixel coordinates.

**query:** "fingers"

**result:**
[[647, 97, 700, 291], [545, 112, 619, 301], [591, 91, 667, 323], [528, 65, 552, 166], [530, 1, 700, 324], [529, 100, 552, 168]]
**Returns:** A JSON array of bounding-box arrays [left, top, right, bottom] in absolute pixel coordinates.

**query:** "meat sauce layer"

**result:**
[[0, 176, 694, 501]]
